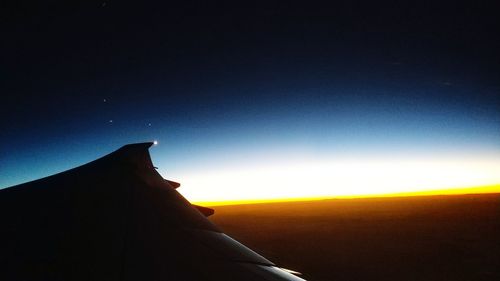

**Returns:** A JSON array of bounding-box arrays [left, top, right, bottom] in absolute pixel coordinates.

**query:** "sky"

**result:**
[[1, 1, 500, 203]]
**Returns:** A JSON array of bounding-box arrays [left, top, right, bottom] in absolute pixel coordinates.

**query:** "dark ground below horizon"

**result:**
[[210, 194, 500, 281]]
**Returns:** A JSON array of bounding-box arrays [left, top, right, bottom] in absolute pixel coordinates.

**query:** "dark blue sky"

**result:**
[[1, 1, 499, 188]]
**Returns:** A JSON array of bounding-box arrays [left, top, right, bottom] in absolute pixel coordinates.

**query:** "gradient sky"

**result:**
[[1, 1, 500, 202]]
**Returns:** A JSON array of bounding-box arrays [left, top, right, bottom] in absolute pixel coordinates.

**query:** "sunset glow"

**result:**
[[173, 156, 500, 205]]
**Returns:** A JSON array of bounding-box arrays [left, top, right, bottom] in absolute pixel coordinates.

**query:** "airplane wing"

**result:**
[[0, 142, 306, 281]]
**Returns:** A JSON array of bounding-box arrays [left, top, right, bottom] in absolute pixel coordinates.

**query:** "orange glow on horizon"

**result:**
[[167, 155, 500, 206], [194, 184, 500, 206]]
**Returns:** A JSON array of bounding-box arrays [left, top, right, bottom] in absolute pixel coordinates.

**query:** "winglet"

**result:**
[[111, 142, 155, 170]]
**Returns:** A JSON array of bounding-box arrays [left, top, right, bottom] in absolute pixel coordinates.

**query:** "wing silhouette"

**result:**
[[0, 143, 306, 281]]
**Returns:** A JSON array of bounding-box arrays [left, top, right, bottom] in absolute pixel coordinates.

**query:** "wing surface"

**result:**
[[0, 143, 306, 281]]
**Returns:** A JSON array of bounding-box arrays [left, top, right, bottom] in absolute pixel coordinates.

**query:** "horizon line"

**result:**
[[193, 184, 500, 206]]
